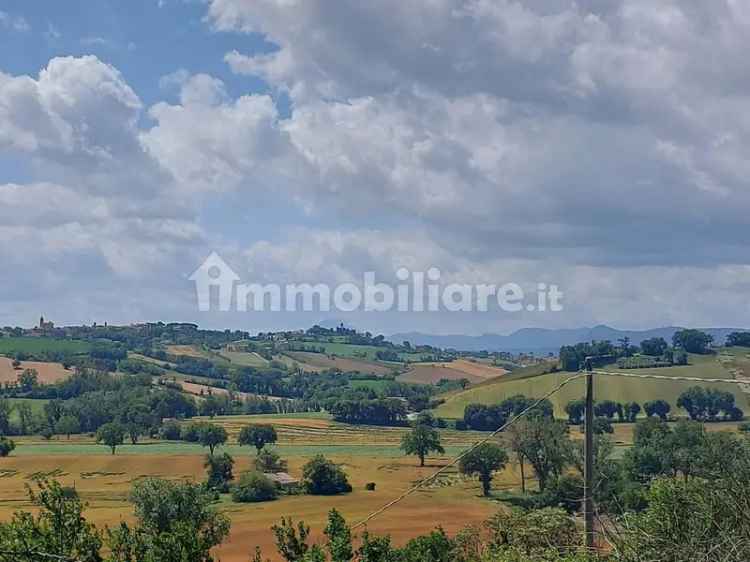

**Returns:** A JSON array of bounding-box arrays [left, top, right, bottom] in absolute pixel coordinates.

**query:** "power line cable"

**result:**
[[351, 373, 587, 530]]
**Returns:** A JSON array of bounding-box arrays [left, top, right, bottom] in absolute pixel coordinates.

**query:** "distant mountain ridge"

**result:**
[[388, 325, 749, 354]]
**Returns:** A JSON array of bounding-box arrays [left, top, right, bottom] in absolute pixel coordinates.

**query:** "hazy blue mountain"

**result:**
[[388, 325, 748, 354]]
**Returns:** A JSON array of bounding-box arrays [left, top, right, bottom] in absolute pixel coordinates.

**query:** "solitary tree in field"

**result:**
[[400, 423, 444, 467], [238, 424, 278, 454], [459, 443, 508, 496], [96, 422, 125, 455], [199, 423, 228, 456]]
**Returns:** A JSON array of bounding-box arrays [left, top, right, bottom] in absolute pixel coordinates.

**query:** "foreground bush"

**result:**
[[232, 471, 278, 503]]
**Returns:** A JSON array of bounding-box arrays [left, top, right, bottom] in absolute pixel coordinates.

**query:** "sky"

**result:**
[[1, 0, 750, 335]]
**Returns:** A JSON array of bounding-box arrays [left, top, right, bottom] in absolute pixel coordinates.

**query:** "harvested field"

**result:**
[[284, 351, 395, 376], [166, 344, 210, 358], [0, 453, 500, 562], [177, 381, 282, 402], [398, 364, 484, 385], [443, 359, 508, 380], [0, 357, 72, 384]]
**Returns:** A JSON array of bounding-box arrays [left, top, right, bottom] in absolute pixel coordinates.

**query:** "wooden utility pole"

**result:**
[[583, 357, 595, 549]]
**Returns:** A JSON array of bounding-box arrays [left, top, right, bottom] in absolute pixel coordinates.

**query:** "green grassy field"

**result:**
[[434, 352, 750, 419], [218, 350, 270, 368], [0, 337, 91, 356]]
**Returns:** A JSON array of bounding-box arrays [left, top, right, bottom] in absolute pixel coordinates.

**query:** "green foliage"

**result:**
[[592, 417, 614, 435], [324, 509, 353, 562], [96, 422, 125, 455], [486, 507, 580, 558], [623, 401, 641, 422], [507, 418, 572, 492], [0, 437, 16, 457], [110, 478, 230, 562], [594, 400, 619, 419], [643, 399, 670, 420], [726, 332, 750, 347], [401, 423, 445, 466], [55, 415, 81, 439], [640, 337, 669, 356], [204, 453, 234, 492], [0, 479, 103, 562], [564, 399, 585, 425], [616, 450, 750, 562], [459, 443, 508, 496], [159, 420, 182, 440], [272, 517, 312, 562], [677, 386, 740, 421], [399, 528, 454, 562], [301, 455, 352, 495], [672, 329, 713, 354], [231, 471, 278, 503], [463, 395, 553, 431], [198, 423, 227, 455], [254, 448, 288, 473], [17, 369, 38, 392], [238, 424, 278, 453]]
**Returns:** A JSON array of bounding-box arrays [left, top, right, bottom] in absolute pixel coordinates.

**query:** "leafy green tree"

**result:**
[[231, 471, 278, 503], [510, 418, 572, 492], [0, 437, 15, 457], [16, 402, 34, 435], [486, 507, 579, 557], [198, 423, 227, 455], [640, 337, 668, 356], [672, 329, 713, 354], [301, 455, 352, 495], [401, 423, 445, 467], [399, 528, 454, 562], [624, 401, 641, 422], [204, 453, 235, 492], [592, 417, 614, 435], [55, 415, 81, 440], [644, 399, 671, 420], [564, 399, 585, 425], [238, 424, 278, 454], [459, 443, 508, 496], [0, 479, 103, 562], [0, 399, 12, 435], [109, 478, 231, 562], [324, 509, 353, 562], [594, 400, 620, 420], [17, 369, 38, 392], [272, 517, 312, 562], [726, 332, 750, 347], [96, 422, 125, 455]]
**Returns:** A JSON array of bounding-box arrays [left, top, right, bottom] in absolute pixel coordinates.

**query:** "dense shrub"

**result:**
[[159, 421, 182, 440], [0, 437, 15, 457], [301, 455, 352, 495], [231, 471, 278, 503]]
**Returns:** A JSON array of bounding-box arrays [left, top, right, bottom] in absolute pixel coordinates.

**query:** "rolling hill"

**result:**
[[433, 350, 750, 419], [391, 325, 750, 354]]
